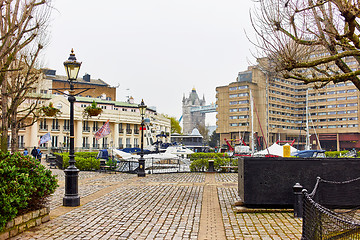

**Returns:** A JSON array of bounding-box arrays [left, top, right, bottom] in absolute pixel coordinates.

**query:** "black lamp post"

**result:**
[[63, 49, 81, 206], [138, 99, 147, 177]]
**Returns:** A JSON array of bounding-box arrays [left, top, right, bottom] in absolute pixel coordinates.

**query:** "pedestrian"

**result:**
[[23, 148, 28, 156], [31, 146, 38, 158], [37, 148, 42, 162]]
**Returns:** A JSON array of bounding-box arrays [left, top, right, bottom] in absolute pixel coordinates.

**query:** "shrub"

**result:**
[[189, 152, 228, 161], [190, 158, 208, 172], [0, 152, 58, 231], [59, 152, 100, 170], [190, 156, 235, 172]]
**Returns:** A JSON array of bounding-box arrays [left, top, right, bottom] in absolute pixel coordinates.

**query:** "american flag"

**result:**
[[94, 120, 111, 140]]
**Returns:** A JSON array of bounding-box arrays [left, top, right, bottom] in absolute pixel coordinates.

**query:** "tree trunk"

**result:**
[[10, 112, 18, 153], [1, 74, 8, 153]]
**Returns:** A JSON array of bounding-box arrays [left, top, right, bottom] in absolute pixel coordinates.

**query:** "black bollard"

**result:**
[[293, 183, 303, 218], [208, 160, 215, 172]]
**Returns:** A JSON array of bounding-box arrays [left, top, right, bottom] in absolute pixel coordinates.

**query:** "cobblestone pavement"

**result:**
[[13, 170, 303, 240]]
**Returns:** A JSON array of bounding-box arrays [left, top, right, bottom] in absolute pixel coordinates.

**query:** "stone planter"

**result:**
[[0, 207, 50, 240]]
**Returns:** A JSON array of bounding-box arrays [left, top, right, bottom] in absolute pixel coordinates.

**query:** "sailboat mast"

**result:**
[[305, 89, 310, 150], [250, 89, 255, 155]]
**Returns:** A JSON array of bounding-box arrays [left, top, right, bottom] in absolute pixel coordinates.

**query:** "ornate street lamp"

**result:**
[[138, 99, 147, 177], [63, 49, 81, 206]]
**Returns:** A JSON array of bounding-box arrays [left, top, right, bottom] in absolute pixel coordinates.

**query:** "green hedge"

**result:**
[[55, 152, 100, 170], [189, 152, 229, 161], [0, 152, 58, 231], [325, 150, 360, 158], [190, 156, 237, 172]]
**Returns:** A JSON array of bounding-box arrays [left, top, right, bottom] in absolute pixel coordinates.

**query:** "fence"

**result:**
[[302, 177, 360, 240]]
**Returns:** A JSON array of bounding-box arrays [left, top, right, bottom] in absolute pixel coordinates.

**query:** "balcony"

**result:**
[[39, 125, 48, 131], [18, 143, 25, 149], [92, 127, 99, 132], [52, 125, 60, 131], [118, 144, 123, 149], [119, 128, 124, 134], [63, 126, 70, 132], [126, 129, 132, 134], [82, 143, 90, 149], [134, 129, 139, 134], [134, 144, 139, 148], [83, 126, 90, 132], [126, 144, 132, 148], [92, 144, 99, 149]]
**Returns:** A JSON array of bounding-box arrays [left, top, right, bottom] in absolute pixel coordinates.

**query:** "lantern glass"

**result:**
[[64, 49, 82, 81], [139, 99, 147, 116]]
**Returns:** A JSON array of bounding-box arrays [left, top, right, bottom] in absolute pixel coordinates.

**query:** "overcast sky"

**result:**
[[44, 0, 257, 126]]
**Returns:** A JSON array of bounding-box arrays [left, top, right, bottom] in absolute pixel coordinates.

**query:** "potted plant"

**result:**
[[41, 102, 61, 117], [84, 101, 102, 117]]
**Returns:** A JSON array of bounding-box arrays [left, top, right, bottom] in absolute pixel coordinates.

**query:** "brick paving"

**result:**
[[12, 169, 303, 240]]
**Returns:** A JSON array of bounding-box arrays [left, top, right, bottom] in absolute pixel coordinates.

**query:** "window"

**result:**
[[52, 119, 59, 131], [327, 98, 336, 101], [230, 109, 238, 112], [102, 137, 108, 148], [229, 87, 237, 91], [63, 136, 69, 148], [82, 137, 89, 148], [230, 116, 238, 119], [229, 94, 238, 98], [348, 110, 358, 114], [337, 97, 346, 101], [93, 138, 99, 148], [126, 138, 131, 148], [230, 101, 238, 105], [239, 85, 248, 89], [230, 123, 238, 126], [337, 104, 346, 108], [63, 120, 70, 131], [238, 108, 249, 111], [238, 92, 249, 97], [93, 122, 99, 132], [134, 138, 138, 148], [118, 138, 123, 149], [238, 100, 249, 104], [347, 103, 358, 107], [347, 89, 357, 93], [39, 119, 47, 130], [327, 105, 336, 108], [51, 136, 58, 147], [18, 136, 24, 149], [347, 96, 357, 100]]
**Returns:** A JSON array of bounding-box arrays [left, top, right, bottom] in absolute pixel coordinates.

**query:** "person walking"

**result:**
[[37, 149, 42, 162], [23, 148, 28, 156], [31, 146, 38, 159]]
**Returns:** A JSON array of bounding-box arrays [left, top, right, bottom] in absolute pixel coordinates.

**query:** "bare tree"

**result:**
[[8, 47, 44, 152], [0, 0, 51, 152], [251, 0, 360, 90]]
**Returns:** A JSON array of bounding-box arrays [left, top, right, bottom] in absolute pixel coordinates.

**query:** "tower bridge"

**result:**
[[182, 88, 217, 134], [190, 104, 217, 113]]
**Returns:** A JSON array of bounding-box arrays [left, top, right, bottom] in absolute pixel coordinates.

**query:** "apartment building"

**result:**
[[16, 70, 171, 152], [216, 62, 360, 151]]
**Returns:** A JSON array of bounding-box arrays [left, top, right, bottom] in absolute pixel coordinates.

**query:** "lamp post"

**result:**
[[138, 99, 147, 177], [63, 49, 81, 206]]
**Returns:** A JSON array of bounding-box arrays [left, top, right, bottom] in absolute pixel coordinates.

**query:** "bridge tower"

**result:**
[[182, 88, 206, 134]]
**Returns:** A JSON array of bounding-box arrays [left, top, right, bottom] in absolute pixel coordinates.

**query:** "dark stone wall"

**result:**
[[238, 157, 360, 207]]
